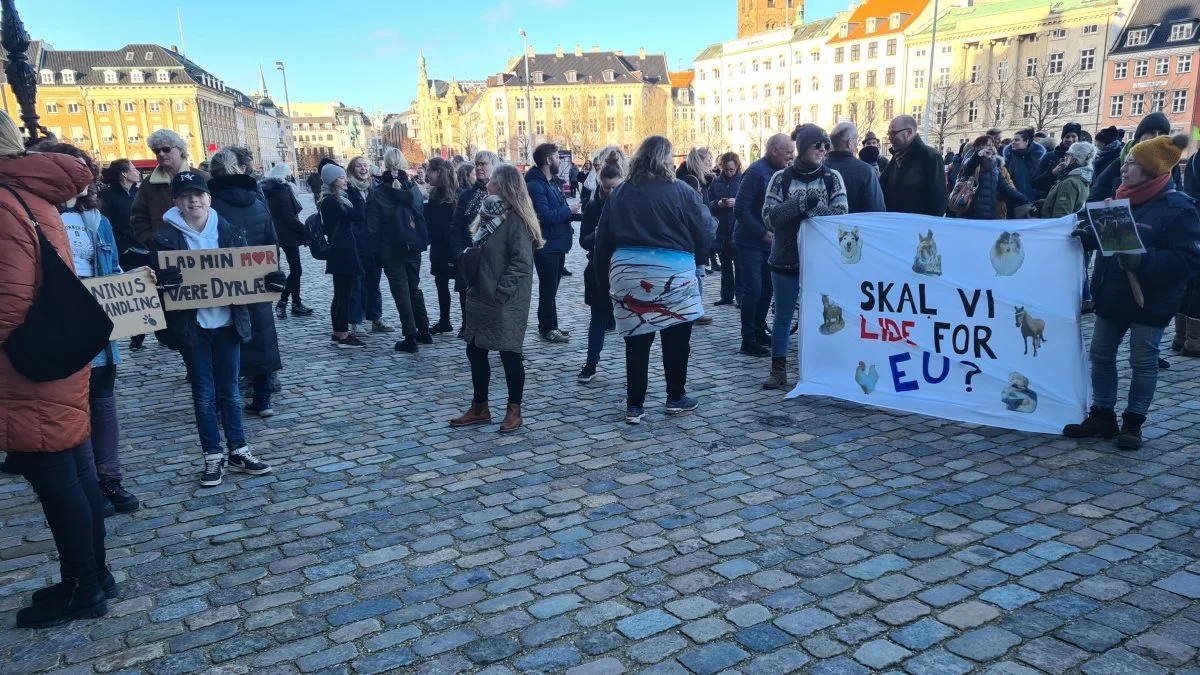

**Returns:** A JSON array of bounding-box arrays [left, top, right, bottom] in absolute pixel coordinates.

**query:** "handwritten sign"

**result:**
[[788, 213, 1088, 434], [82, 268, 166, 340], [157, 245, 280, 311]]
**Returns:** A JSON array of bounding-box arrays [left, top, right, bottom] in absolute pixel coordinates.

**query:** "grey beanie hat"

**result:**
[[321, 163, 346, 186]]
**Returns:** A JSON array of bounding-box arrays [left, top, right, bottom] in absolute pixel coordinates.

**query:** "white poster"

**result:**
[[788, 212, 1089, 434]]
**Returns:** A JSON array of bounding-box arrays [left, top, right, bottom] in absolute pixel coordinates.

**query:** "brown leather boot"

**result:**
[[1184, 317, 1200, 356], [499, 403, 522, 433], [1172, 314, 1187, 351], [450, 401, 491, 427]]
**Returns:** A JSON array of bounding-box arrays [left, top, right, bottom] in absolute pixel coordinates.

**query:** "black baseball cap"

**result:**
[[171, 171, 210, 198]]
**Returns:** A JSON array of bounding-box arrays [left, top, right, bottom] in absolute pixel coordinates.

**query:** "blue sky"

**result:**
[[30, 0, 842, 114]]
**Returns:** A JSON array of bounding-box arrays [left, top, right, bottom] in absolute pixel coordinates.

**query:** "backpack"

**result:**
[[305, 212, 330, 260]]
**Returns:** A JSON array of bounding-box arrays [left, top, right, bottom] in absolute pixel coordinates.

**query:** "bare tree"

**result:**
[[926, 77, 977, 151], [846, 87, 888, 139], [510, 133, 531, 164], [564, 95, 602, 159], [983, 72, 1014, 131], [635, 85, 672, 141], [456, 108, 483, 158], [398, 137, 426, 166], [696, 113, 729, 153], [1013, 60, 1098, 133]]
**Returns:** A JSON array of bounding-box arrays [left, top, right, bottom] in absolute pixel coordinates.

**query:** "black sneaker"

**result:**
[[430, 320, 453, 335], [578, 363, 597, 384], [416, 331, 434, 345], [275, 303, 287, 320], [228, 447, 271, 475], [335, 335, 366, 349], [714, 299, 735, 306], [740, 340, 770, 357], [33, 567, 118, 603], [625, 405, 645, 425], [99, 479, 140, 514], [395, 337, 419, 353], [200, 454, 224, 487], [291, 302, 315, 316], [16, 578, 107, 629], [665, 395, 699, 414]]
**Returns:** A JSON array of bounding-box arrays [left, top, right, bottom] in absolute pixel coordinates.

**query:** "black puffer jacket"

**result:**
[[98, 183, 138, 254], [426, 191, 457, 276], [959, 154, 1027, 220], [261, 178, 307, 247], [366, 172, 426, 266]]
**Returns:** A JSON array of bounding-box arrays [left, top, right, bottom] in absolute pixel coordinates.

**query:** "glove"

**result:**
[[157, 266, 183, 290], [263, 270, 287, 292], [1012, 204, 1034, 219], [1115, 252, 1144, 272], [1070, 227, 1100, 252]]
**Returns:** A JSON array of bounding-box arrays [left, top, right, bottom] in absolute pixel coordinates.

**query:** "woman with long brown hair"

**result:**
[[425, 156, 460, 333], [450, 164, 543, 433]]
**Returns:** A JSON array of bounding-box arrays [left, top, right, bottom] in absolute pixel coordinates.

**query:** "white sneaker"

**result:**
[[350, 323, 369, 338], [372, 320, 395, 333]]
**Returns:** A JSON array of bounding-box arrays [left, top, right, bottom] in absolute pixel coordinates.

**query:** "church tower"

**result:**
[[737, 0, 801, 38]]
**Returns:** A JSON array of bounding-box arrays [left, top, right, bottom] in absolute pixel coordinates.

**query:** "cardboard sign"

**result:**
[[82, 268, 166, 340], [788, 213, 1089, 435], [157, 246, 280, 311]]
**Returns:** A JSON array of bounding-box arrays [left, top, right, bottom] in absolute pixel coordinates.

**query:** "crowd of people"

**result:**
[[1, 104, 1198, 630]]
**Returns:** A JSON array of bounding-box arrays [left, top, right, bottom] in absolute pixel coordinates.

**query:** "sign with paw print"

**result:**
[[83, 268, 166, 340], [157, 246, 280, 311]]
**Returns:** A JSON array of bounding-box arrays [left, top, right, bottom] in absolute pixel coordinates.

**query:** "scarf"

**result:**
[[321, 185, 353, 208], [1115, 173, 1171, 205], [472, 195, 509, 243], [1067, 164, 1094, 183], [789, 160, 824, 182], [461, 180, 488, 225], [349, 175, 371, 201]]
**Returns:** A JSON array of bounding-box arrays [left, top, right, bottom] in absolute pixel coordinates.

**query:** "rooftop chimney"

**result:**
[[591, 45, 601, 53], [555, 44, 563, 57], [574, 44, 582, 56], [527, 45, 535, 57], [170, 45, 178, 52], [614, 50, 624, 56], [638, 47, 646, 59]]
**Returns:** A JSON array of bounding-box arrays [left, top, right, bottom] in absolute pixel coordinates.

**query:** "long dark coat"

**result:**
[[461, 211, 534, 353]]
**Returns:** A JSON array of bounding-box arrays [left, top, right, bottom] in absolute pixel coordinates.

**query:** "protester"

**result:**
[[450, 165, 542, 433], [595, 136, 713, 424], [762, 124, 849, 390], [151, 170, 276, 486], [680, 147, 717, 325], [320, 163, 366, 348], [367, 148, 431, 353], [578, 153, 626, 384], [735, 134, 794, 357], [526, 143, 580, 343], [1043, 141, 1097, 218], [826, 122, 885, 214], [881, 115, 947, 216], [1064, 134, 1200, 449], [1092, 112, 1172, 201], [578, 159, 593, 206], [569, 160, 581, 198], [452, 151, 501, 339], [424, 156, 460, 335], [955, 136, 1029, 220], [344, 156, 388, 336], [860, 131, 888, 174], [1092, 126, 1125, 183], [208, 148, 283, 417], [0, 115, 113, 629], [1003, 129, 1046, 204], [131, 129, 205, 246], [1032, 122, 1081, 197], [708, 152, 742, 307], [261, 163, 313, 319], [98, 158, 148, 350], [42, 143, 141, 515], [455, 162, 476, 196]]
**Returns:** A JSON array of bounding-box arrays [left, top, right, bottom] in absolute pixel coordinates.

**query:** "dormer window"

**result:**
[[565, 70, 577, 83], [61, 70, 75, 84], [602, 69, 615, 82], [890, 13, 901, 29], [1127, 28, 1150, 46], [39, 70, 52, 84], [130, 70, 144, 83], [145, 51, 154, 60], [1169, 22, 1194, 41], [867, 18, 876, 32], [125, 51, 134, 61], [103, 70, 118, 84], [839, 23, 850, 37], [156, 70, 169, 83], [532, 71, 544, 84]]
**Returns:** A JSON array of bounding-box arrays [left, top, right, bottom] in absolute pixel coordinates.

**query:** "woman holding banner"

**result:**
[[153, 171, 278, 487], [1065, 134, 1200, 450], [39, 143, 141, 515]]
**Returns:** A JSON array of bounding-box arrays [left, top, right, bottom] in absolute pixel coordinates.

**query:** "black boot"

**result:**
[[416, 326, 434, 345], [430, 320, 453, 334], [275, 301, 287, 320], [395, 337, 418, 353], [1117, 412, 1146, 451], [33, 566, 118, 603], [1062, 407, 1120, 439], [100, 478, 140, 514], [17, 577, 107, 629]]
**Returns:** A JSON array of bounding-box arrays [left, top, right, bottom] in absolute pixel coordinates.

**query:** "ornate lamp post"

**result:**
[[2, 0, 46, 143]]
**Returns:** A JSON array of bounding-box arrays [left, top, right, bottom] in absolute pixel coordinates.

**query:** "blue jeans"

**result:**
[[180, 326, 246, 456], [771, 272, 800, 358], [737, 246, 772, 342], [1090, 315, 1164, 416], [587, 304, 613, 366]]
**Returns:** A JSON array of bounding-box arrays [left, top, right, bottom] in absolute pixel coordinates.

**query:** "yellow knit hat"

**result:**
[[1130, 133, 1190, 177]]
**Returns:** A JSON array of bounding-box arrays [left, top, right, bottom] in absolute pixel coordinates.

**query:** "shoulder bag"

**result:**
[[0, 184, 113, 382]]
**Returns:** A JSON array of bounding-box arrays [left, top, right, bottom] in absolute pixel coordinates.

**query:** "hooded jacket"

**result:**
[[366, 173, 427, 265], [525, 167, 574, 255], [1042, 165, 1093, 218], [1002, 141, 1046, 202], [130, 163, 208, 246], [880, 134, 948, 216], [261, 178, 307, 248], [0, 153, 95, 453]]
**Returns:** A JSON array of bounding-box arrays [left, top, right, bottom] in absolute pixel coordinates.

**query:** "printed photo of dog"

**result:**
[[912, 229, 943, 277], [990, 231, 1025, 276], [838, 225, 862, 264]]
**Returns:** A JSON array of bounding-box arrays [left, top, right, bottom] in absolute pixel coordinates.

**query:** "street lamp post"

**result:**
[[1, 0, 44, 143], [518, 28, 534, 163], [922, 0, 940, 141], [274, 61, 293, 118]]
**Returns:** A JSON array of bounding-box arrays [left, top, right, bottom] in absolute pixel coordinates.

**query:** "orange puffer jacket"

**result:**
[[0, 152, 96, 453]]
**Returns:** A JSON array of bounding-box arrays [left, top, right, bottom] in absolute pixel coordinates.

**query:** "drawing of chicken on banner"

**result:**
[[787, 213, 1090, 434], [610, 247, 704, 337]]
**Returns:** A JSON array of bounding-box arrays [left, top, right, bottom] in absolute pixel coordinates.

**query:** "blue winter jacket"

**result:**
[[525, 167, 573, 255], [732, 158, 779, 251], [1092, 185, 1200, 327], [708, 172, 742, 247], [1002, 142, 1045, 203], [79, 210, 123, 368]]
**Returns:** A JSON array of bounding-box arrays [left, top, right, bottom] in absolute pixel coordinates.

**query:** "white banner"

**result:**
[[788, 212, 1089, 434]]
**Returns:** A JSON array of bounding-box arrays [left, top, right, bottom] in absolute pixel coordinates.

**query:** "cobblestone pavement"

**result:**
[[1, 192, 1198, 674]]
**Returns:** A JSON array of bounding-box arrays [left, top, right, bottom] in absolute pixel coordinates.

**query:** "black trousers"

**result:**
[[434, 274, 453, 324], [625, 321, 693, 407], [7, 444, 107, 582], [382, 253, 429, 337], [467, 341, 525, 405], [719, 239, 737, 302], [534, 253, 564, 334], [331, 274, 356, 333], [281, 245, 303, 304]]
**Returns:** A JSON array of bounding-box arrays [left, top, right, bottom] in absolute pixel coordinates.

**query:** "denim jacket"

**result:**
[[80, 209, 123, 367]]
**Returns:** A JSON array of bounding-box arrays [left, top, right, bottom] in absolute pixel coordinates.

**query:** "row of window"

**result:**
[[40, 69, 173, 85], [496, 93, 642, 111], [44, 100, 188, 114], [45, 122, 192, 146], [297, 134, 336, 142], [1126, 22, 1195, 47], [1110, 90, 1189, 116], [1113, 54, 1192, 78]]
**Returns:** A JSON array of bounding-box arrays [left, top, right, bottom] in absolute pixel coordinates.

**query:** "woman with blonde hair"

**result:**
[[347, 155, 390, 335], [367, 147, 430, 353], [450, 150, 502, 337], [450, 164, 542, 433], [425, 156, 461, 333]]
